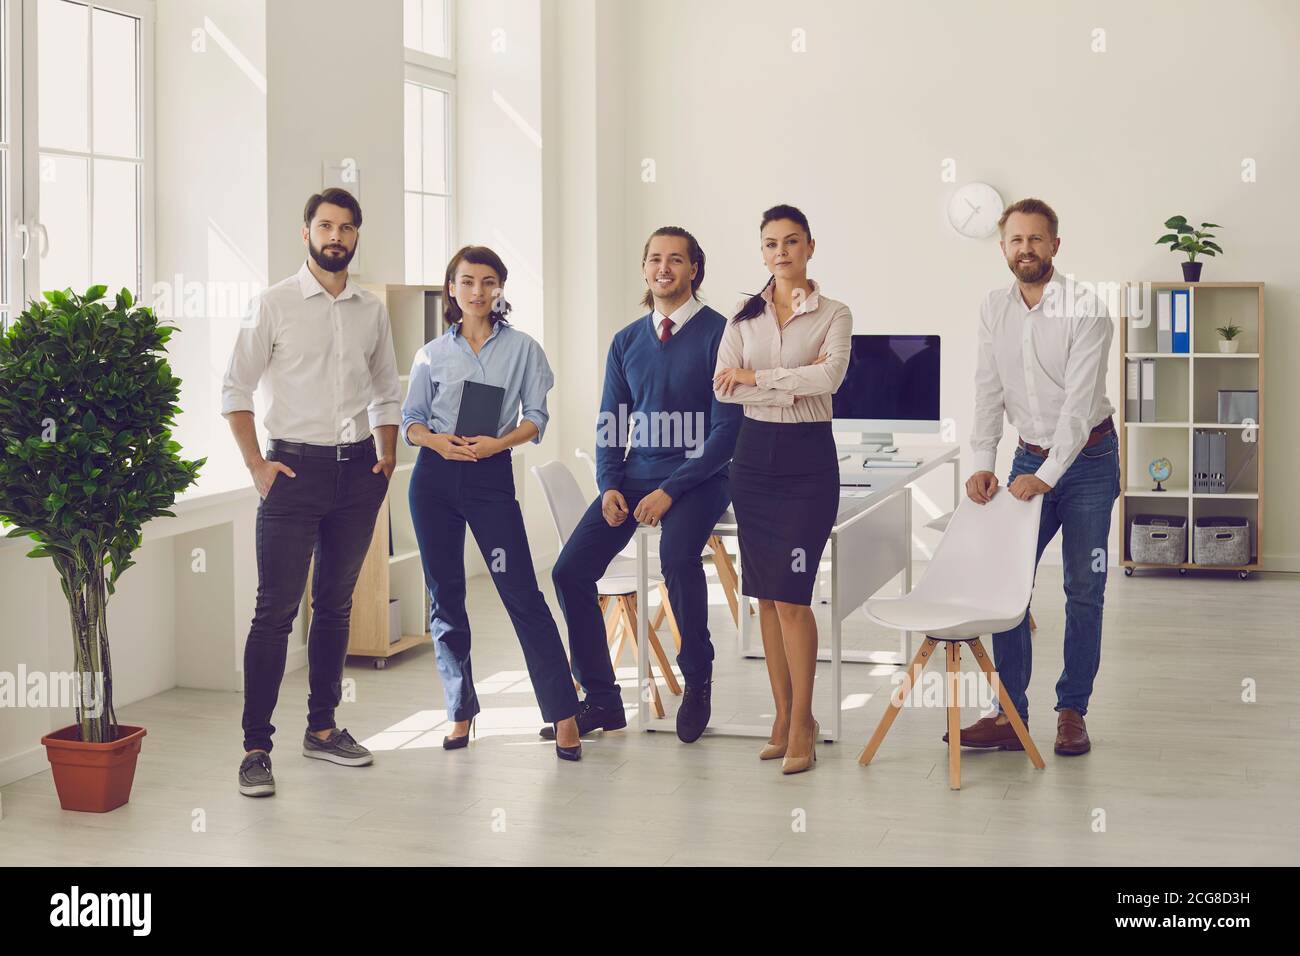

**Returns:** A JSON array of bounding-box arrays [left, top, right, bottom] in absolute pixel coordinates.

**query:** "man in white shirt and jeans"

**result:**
[[957, 198, 1119, 757], [221, 188, 401, 796]]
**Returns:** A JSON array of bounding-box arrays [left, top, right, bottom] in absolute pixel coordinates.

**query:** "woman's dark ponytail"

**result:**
[[732, 276, 774, 323]]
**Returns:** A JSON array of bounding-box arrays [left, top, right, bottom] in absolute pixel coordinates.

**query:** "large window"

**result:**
[[403, 0, 450, 61], [0, 0, 151, 330], [403, 0, 453, 284]]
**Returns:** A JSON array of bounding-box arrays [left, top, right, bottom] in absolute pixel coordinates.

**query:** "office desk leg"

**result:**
[[738, 546, 754, 657], [831, 534, 842, 743], [901, 485, 913, 664], [637, 530, 650, 729]]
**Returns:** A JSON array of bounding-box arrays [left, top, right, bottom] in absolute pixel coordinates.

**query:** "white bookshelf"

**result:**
[[1118, 281, 1264, 578]]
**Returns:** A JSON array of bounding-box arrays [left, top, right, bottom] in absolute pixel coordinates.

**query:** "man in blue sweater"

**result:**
[[548, 226, 742, 743]]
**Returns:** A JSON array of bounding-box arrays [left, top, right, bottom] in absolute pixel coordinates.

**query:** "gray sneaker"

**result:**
[[239, 751, 275, 797], [302, 727, 373, 767]]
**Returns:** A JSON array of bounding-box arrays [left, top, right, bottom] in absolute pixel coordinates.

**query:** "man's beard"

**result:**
[[1009, 254, 1052, 284], [309, 238, 356, 273]]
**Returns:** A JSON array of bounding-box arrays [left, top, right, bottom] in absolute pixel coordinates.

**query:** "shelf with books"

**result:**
[[1118, 281, 1264, 577]]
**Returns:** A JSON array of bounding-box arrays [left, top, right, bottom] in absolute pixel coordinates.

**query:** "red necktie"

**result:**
[[659, 318, 674, 342]]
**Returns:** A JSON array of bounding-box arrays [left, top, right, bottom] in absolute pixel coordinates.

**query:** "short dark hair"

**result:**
[[998, 197, 1058, 237], [304, 187, 363, 229], [640, 226, 705, 309], [443, 245, 513, 325]]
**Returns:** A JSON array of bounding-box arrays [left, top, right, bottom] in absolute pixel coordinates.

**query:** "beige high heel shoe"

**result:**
[[781, 720, 819, 775], [759, 737, 787, 760]]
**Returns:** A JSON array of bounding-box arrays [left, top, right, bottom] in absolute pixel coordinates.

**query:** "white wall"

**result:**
[[155, 0, 268, 497], [264, 0, 405, 285], [563, 0, 1300, 569], [456, 0, 557, 558]]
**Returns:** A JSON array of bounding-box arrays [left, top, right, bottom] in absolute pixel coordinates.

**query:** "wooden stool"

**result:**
[[858, 636, 1045, 790]]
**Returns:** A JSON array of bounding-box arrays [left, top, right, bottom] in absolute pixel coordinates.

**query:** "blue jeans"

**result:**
[[992, 429, 1120, 722]]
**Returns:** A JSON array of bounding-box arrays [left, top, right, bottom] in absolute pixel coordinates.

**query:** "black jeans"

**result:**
[[551, 472, 731, 709], [241, 440, 389, 753]]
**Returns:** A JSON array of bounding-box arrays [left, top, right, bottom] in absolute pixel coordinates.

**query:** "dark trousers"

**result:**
[[551, 472, 731, 710], [241, 440, 389, 753], [409, 448, 579, 724]]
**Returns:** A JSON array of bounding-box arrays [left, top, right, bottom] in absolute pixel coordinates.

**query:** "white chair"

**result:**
[[574, 447, 745, 627], [926, 509, 1036, 632], [858, 490, 1047, 790], [532, 459, 681, 718]]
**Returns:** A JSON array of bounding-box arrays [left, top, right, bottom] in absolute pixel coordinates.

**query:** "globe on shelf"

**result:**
[[1149, 457, 1173, 492]]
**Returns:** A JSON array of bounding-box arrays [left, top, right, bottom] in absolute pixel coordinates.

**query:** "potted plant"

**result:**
[[1217, 320, 1242, 353], [1155, 216, 1223, 282], [0, 286, 203, 812]]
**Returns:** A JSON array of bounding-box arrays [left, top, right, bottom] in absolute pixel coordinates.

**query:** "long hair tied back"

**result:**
[[640, 226, 706, 309], [732, 204, 812, 322]]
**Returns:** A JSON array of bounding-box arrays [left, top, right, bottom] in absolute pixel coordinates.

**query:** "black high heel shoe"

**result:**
[[553, 721, 582, 761], [443, 717, 475, 750]]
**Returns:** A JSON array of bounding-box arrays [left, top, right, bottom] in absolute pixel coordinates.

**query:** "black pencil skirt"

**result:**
[[729, 418, 839, 605]]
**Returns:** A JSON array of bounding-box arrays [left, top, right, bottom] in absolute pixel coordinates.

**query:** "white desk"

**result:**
[[634, 444, 961, 744]]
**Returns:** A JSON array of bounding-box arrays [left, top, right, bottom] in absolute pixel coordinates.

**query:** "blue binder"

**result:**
[[1171, 288, 1191, 353]]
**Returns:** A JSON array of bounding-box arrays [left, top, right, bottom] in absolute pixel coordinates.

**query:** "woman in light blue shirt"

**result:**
[[402, 245, 581, 760]]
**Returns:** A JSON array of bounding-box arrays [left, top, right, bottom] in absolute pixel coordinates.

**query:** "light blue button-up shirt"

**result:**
[[400, 319, 553, 446]]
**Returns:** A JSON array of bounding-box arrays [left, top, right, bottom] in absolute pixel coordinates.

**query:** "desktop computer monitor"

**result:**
[[832, 334, 941, 444]]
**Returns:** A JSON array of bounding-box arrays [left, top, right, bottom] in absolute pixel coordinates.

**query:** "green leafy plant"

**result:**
[[1216, 321, 1242, 340], [0, 286, 203, 743], [1156, 216, 1224, 262]]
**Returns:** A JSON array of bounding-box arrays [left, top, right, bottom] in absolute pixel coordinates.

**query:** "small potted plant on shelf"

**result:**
[[1155, 216, 1223, 282], [0, 286, 203, 812], [1217, 320, 1242, 353]]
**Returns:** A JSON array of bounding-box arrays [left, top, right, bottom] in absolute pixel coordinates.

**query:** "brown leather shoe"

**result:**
[[942, 714, 1025, 750], [1055, 708, 1091, 755]]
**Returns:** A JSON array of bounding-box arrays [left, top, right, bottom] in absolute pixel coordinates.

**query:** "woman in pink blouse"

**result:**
[[713, 204, 852, 774]]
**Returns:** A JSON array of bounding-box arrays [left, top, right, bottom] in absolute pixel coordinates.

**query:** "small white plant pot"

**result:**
[[1218, 340, 1240, 353]]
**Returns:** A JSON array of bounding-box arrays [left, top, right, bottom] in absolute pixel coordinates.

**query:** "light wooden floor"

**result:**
[[2, 562, 1297, 866]]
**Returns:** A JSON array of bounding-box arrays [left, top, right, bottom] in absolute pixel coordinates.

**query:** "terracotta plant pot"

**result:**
[[41, 724, 147, 813]]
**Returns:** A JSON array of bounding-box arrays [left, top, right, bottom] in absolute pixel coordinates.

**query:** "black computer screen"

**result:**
[[831, 334, 941, 422]]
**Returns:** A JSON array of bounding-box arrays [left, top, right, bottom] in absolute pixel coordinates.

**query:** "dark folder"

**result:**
[[454, 380, 506, 437]]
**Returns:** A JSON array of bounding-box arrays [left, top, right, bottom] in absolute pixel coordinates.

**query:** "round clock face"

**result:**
[[947, 182, 1004, 239]]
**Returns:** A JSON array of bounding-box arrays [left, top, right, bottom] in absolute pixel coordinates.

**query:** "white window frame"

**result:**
[[2, 0, 20, 329], [405, 0, 454, 74], [19, 0, 154, 305], [404, 0, 454, 284]]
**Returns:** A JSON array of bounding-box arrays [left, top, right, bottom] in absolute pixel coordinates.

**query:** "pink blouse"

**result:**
[[713, 280, 853, 422]]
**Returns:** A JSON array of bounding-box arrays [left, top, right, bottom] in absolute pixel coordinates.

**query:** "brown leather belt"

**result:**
[[1018, 416, 1114, 457]]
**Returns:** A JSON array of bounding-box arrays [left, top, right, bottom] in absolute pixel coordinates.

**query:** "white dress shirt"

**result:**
[[648, 294, 703, 340], [221, 261, 403, 445], [971, 268, 1116, 487]]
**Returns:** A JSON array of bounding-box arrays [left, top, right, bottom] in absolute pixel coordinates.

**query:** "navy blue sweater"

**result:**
[[595, 306, 742, 500]]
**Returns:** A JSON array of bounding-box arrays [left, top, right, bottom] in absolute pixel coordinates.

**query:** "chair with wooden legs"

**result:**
[[595, 574, 679, 718], [859, 492, 1047, 790], [532, 460, 681, 716]]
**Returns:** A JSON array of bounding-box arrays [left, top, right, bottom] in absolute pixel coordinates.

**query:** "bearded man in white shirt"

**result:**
[[221, 188, 401, 796], [954, 198, 1120, 757]]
